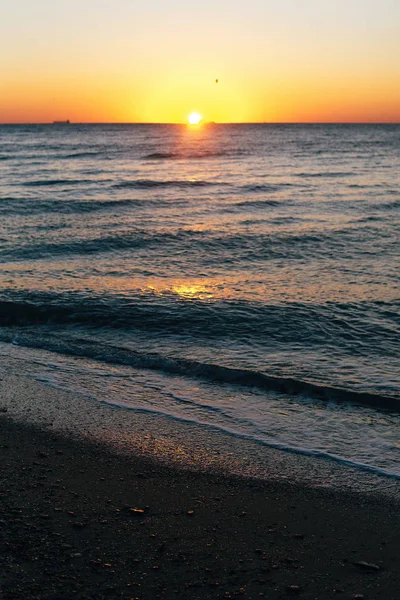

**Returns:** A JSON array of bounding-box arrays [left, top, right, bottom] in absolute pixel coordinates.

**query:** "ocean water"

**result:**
[[0, 123, 399, 479]]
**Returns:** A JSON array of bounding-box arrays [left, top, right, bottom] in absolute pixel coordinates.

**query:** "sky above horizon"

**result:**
[[1, 0, 400, 123]]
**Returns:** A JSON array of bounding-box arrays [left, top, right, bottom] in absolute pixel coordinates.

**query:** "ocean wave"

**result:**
[[0, 197, 167, 216], [0, 229, 196, 259], [1, 226, 396, 261], [238, 183, 284, 193], [0, 233, 157, 258], [22, 179, 94, 187], [232, 199, 281, 208], [297, 171, 354, 178], [114, 179, 222, 189], [348, 183, 391, 190], [143, 150, 231, 160], [0, 229, 304, 260], [0, 296, 398, 358], [61, 151, 105, 159], [376, 199, 400, 210], [0, 329, 398, 412]]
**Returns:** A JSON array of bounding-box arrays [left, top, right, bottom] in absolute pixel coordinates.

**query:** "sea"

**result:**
[[0, 123, 399, 480]]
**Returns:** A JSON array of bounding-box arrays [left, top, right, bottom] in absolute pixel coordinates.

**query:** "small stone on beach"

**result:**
[[286, 585, 301, 594], [354, 561, 380, 571], [129, 508, 145, 515]]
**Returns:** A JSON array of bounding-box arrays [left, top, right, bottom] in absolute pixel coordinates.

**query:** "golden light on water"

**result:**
[[171, 284, 213, 300], [147, 281, 217, 301]]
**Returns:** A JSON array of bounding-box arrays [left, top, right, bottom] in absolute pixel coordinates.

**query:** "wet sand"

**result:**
[[1, 410, 400, 599]]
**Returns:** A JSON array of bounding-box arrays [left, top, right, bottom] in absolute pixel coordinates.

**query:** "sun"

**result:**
[[188, 112, 203, 125]]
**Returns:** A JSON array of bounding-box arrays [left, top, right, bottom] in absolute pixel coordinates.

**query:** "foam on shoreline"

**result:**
[[1, 354, 399, 500]]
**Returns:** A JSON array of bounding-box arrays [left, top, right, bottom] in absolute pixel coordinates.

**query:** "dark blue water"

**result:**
[[0, 123, 399, 477]]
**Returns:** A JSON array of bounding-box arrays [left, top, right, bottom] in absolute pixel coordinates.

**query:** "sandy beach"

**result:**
[[0, 371, 399, 599]]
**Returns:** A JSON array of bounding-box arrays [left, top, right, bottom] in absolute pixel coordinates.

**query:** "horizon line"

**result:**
[[1, 121, 400, 126]]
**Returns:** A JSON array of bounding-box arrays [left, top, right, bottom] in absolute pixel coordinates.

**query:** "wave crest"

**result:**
[[114, 179, 220, 189], [0, 328, 398, 411]]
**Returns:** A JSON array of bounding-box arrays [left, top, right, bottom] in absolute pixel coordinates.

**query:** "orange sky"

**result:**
[[1, 0, 399, 123]]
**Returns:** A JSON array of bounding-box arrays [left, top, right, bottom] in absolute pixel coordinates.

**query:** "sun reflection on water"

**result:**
[[172, 284, 213, 300], [147, 280, 221, 301], [2, 265, 397, 305]]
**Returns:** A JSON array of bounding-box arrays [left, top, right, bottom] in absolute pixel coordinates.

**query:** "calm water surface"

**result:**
[[0, 124, 399, 478]]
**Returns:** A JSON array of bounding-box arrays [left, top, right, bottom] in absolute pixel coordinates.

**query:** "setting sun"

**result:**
[[188, 112, 203, 125]]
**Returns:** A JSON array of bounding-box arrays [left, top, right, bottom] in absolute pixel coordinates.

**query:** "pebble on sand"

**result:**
[[286, 585, 301, 594], [129, 508, 145, 515], [354, 560, 380, 571]]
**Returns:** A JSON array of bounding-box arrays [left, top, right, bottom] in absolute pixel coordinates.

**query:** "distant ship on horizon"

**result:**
[[53, 119, 70, 124]]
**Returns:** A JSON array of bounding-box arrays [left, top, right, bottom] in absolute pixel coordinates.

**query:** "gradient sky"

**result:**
[[1, 0, 400, 123]]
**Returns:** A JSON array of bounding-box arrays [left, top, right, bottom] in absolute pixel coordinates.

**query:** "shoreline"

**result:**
[[0, 368, 400, 598], [1, 364, 400, 497]]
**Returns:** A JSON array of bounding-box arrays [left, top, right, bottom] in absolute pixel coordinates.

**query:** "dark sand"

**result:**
[[0, 414, 399, 600]]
